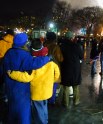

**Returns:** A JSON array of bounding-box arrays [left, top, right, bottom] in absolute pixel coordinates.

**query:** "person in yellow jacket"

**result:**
[[7, 38, 61, 124], [0, 29, 14, 107], [0, 29, 14, 59]]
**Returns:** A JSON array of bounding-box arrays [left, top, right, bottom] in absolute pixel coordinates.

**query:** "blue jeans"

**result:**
[[32, 100, 48, 124]]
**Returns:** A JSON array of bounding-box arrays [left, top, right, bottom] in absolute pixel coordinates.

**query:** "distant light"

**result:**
[[49, 23, 54, 28], [101, 31, 103, 36], [90, 33, 93, 36], [27, 29, 29, 32], [97, 34, 100, 36], [57, 32, 60, 36]]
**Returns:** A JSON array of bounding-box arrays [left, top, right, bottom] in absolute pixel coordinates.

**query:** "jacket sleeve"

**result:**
[[22, 55, 50, 71], [53, 62, 61, 83], [3, 50, 50, 71], [7, 71, 34, 82], [32, 56, 50, 69]]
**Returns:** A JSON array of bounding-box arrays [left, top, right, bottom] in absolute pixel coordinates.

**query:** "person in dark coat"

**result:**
[[59, 34, 83, 108], [3, 33, 50, 124], [98, 38, 103, 75], [90, 39, 99, 76]]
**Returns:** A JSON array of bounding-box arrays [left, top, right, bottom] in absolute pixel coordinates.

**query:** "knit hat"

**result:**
[[6, 29, 14, 36], [31, 38, 43, 50], [46, 32, 56, 41], [65, 31, 74, 39], [13, 33, 28, 47]]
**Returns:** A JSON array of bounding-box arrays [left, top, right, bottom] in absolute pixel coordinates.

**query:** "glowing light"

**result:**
[[49, 23, 54, 28], [57, 32, 60, 36], [14, 28, 24, 34]]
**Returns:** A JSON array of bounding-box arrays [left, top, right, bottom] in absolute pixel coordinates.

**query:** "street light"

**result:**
[[48, 22, 58, 34], [49, 23, 54, 28]]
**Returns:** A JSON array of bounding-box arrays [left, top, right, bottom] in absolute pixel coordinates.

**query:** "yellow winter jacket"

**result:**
[[0, 34, 14, 58], [8, 61, 61, 101]]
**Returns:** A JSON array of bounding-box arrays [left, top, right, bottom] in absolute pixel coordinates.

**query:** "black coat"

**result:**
[[60, 40, 83, 86], [90, 40, 99, 60]]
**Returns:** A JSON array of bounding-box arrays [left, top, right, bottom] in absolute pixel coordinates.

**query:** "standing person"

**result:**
[[98, 38, 103, 75], [44, 32, 63, 105], [0, 29, 14, 59], [0, 29, 15, 124], [0, 28, 14, 83], [90, 39, 99, 76], [60, 33, 83, 108], [3, 33, 50, 124], [0, 28, 14, 84], [7, 38, 61, 124]]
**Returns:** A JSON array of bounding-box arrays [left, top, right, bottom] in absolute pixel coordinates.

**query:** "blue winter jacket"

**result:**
[[3, 47, 50, 124], [3, 47, 50, 97]]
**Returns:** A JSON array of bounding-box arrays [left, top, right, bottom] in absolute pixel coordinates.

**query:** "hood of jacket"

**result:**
[[3, 34, 14, 44]]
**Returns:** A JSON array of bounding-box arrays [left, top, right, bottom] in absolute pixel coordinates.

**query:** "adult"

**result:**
[[90, 38, 99, 76], [0, 29, 14, 59], [3, 33, 50, 124], [7, 38, 61, 124], [60, 32, 83, 108], [0, 28, 14, 84], [98, 38, 103, 75], [0, 29, 15, 124]]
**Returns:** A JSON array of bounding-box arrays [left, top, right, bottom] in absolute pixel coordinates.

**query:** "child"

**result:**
[[7, 38, 61, 124]]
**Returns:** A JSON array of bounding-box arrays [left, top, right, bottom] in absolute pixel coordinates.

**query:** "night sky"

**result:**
[[0, 0, 103, 22], [1, 0, 103, 17], [0, 0, 56, 19]]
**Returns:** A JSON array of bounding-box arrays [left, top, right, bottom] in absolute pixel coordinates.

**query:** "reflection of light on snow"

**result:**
[[93, 75, 101, 95]]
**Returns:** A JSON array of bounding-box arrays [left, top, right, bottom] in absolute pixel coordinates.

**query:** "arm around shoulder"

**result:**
[[7, 71, 34, 82]]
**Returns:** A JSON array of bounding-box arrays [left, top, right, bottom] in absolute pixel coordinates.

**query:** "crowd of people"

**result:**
[[0, 29, 103, 124]]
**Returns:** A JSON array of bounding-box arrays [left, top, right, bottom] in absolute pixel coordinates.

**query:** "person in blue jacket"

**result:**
[[3, 32, 50, 124]]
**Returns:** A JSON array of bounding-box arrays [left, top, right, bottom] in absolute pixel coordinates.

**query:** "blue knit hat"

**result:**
[[13, 33, 28, 47]]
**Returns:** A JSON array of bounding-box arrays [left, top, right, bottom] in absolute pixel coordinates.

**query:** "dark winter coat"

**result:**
[[60, 40, 83, 86], [90, 41, 99, 60]]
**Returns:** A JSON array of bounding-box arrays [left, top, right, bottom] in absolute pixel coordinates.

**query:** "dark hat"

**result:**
[[65, 31, 74, 39], [31, 38, 43, 50], [46, 32, 56, 41], [6, 29, 14, 35], [13, 33, 28, 47]]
